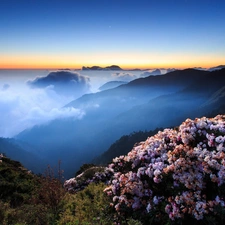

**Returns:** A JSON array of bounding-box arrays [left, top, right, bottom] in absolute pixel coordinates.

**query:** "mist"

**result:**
[[2, 68, 222, 178], [0, 69, 149, 137]]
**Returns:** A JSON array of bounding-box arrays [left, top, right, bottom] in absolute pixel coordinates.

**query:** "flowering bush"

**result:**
[[104, 115, 225, 224], [64, 166, 114, 192], [0, 153, 3, 163]]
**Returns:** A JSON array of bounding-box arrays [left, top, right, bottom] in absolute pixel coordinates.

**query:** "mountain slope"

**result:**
[[0, 138, 46, 173], [98, 81, 128, 91], [66, 69, 208, 110], [92, 129, 161, 165], [104, 68, 225, 136]]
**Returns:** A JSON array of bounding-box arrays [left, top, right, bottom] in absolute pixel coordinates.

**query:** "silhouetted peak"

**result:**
[[105, 65, 122, 70], [82, 65, 122, 70]]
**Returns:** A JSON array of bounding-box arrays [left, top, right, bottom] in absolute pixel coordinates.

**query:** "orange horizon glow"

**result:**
[[1, 53, 224, 70], [1, 62, 224, 71]]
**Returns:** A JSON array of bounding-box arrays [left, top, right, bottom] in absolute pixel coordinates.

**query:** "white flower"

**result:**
[[153, 169, 161, 177], [153, 196, 159, 205], [215, 136, 224, 143], [146, 203, 152, 212]]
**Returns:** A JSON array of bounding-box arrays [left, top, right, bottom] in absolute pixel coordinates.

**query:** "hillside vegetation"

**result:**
[[1, 114, 225, 224], [0, 154, 65, 225]]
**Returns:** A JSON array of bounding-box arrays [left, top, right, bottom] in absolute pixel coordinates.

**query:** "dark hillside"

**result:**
[[0, 155, 37, 207], [0, 155, 65, 224]]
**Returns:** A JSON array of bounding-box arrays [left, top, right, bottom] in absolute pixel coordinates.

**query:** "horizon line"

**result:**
[[0, 64, 222, 71]]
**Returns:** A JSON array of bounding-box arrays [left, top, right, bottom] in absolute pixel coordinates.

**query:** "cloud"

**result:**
[[166, 68, 176, 73], [27, 71, 91, 97], [140, 69, 162, 77], [20, 107, 85, 129], [0, 84, 85, 137], [0, 69, 133, 138], [1, 84, 10, 91], [112, 72, 137, 82]]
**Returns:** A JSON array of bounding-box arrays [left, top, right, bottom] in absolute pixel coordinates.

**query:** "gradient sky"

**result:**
[[1, 0, 225, 69]]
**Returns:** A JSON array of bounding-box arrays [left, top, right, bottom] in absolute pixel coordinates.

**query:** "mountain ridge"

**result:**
[[82, 65, 122, 70]]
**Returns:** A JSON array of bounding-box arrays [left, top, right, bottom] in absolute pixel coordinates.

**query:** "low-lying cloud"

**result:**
[[0, 69, 148, 138], [140, 69, 162, 77], [27, 71, 91, 98], [112, 72, 137, 82], [20, 107, 85, 128], [0, 84, 85, 137], [1, 84, 10, 91]]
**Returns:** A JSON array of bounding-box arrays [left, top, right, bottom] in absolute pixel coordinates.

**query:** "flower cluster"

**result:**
[[104, 115, 225, 223], [64, 166, 114, 192], [0, 153, 3, 163]]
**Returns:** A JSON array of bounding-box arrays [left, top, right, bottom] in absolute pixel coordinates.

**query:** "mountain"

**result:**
[[98, 81, 128, 91], [15, 68, 225, 178], [0, 138, 46, 173], [199, 85, 225, 116], [105, 68, 225, 136], [82, 65, 122, 70], [92, 129, 161, 165], [66, 69, 208, 111]]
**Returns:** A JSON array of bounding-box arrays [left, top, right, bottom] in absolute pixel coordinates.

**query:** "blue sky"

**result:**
[[1, 0, 225, 69]]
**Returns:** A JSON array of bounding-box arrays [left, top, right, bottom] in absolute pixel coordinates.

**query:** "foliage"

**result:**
[[0, 156, 113, 224], [0, 155, 37, 207], [64, 166, 113, 193], [0, 156, 66, 225], [58, 182, 113, 225], [75, 163, 96, 176]]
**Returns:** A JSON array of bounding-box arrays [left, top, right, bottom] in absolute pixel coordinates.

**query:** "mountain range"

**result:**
[[14, 68, 225, 178]]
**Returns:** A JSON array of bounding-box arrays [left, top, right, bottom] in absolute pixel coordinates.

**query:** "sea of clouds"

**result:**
[[0, 69, 164, 137]]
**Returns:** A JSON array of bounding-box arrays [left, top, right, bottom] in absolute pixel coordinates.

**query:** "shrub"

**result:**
[[64, 166, 114, 193], [59, 182, 112, 225], [104, 115, 225, 225]]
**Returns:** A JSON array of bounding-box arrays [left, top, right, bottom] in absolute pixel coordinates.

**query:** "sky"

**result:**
[[0, 0, 225, 69]]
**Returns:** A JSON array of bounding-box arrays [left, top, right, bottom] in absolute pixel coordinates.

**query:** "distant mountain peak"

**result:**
[[105, 65, 122, 70], [82, 65, 122, 70]]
